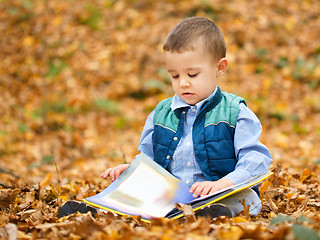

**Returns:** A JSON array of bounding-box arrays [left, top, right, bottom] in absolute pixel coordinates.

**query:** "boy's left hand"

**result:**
[[189, 178, 234, 198]]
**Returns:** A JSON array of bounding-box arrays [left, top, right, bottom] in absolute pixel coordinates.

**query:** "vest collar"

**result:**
[[199, 87, 222, 114], [171, 87, 221, 115]]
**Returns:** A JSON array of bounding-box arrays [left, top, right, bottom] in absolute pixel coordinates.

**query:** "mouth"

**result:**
[[182, 92, 194, 97]]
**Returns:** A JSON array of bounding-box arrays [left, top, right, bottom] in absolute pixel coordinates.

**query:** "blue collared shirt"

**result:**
[[138, 87, 272, 187]]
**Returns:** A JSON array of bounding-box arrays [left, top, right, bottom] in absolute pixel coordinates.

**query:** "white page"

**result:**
[[98, 162, 178, 217]]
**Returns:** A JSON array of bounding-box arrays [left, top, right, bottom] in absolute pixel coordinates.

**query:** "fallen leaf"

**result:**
[[0, 223, 17, 240], [300, 169, 312, 183], [217, 226, 243, 240], [231, 216, 248, 223], [259, 179, 272, 194], [40, 173, 52, 187], [0, 189, 20, 209]]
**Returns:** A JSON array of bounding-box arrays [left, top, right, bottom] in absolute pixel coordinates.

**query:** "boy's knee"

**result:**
[[218, 188, 262, 217], [249, 201, 262, 216]]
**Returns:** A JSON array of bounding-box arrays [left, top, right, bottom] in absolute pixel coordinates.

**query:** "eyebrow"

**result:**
[[186, 67, 201, 71], [167, 67, 201, 73]]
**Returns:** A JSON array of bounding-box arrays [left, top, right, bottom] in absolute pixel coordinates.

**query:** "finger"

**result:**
[[201, 184, 214, 197], [209, 187, 218, 194], [101, 168, 111, 179], [114, 168, 121, 179], [110, 168, 116, 181], [209, 188, 215, 194], [189, 182, 200, 193], [193, 184, 205, 198]]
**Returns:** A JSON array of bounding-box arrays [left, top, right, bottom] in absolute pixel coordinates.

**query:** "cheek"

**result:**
[[200, 79, 214, 92], [172, 79, 179, 85], [171, 80, 179, 91]]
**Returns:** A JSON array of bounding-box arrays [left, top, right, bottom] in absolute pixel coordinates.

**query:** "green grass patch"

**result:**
[[78, 5, 102, 30], [46, 59, 68, 79], [94, 98, 119, 114]]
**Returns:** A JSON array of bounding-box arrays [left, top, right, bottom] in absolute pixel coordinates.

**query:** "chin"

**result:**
[[185, 101, 196, 106]]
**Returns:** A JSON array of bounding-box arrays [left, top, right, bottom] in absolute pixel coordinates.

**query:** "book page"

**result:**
[[95, 162, 179, 218], [85, 153, 195, 219]]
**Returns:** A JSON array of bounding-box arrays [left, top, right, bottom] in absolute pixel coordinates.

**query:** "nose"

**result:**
[[180, 77, 190, 87]]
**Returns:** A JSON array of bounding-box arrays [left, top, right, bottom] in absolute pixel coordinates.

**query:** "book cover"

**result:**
[[83, 153, 272, 221], [84, 153, 194, 220]]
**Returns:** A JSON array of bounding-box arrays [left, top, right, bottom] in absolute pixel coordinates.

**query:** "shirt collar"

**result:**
[[171, 87, 218, 112]]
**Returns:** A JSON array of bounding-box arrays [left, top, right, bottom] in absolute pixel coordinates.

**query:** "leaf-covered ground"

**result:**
[[0, 0, 320, 239]]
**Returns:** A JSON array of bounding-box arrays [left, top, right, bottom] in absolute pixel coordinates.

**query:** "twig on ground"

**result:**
[[120, 146, 130, 164], [0, 168, 19, 178], [0, 182, 12, 189], [51, 149, 61, 198]]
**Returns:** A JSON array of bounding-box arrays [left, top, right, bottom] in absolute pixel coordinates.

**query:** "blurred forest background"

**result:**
[[0, 0, 320, 239]]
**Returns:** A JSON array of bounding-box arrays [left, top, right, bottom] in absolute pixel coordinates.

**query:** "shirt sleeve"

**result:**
[[224, 103, 273, 185], [137, 110, 155, 160]]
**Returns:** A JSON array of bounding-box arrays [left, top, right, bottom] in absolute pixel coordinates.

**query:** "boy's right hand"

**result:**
[[101, 164, 129, 181]]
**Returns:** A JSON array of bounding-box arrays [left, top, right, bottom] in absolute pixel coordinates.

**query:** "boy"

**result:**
[[59, 17, 272, 219], [101, 17, 272, 217]]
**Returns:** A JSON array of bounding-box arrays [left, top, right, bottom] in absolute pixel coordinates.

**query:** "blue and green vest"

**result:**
[[152, 87, 245, 182]]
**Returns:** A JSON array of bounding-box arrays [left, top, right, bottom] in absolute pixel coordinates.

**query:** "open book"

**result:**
[[83, 153, 272, 221]]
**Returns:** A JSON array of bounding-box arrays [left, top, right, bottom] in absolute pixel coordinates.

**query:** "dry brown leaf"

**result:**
[[40, 173, 52, 187], [175, 203, 196, 222], [300, 169, 312, 183], [217, 226, 243, 240], [0, 189, 20, 209], [231, 216, 248, 223], [0, 223, 17, 240], [259, 179, 272, 194]]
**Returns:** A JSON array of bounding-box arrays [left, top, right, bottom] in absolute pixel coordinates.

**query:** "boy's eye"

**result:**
[[188, 73, 199, 78], [172, 75, 179, 79]]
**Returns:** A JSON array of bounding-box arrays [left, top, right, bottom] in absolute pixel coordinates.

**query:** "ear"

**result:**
[[216, 58, 228, 76]]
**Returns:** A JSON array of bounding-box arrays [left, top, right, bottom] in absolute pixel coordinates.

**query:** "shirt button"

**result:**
[[173, 137, 178, 141], [192, 108, 196, 113], [187, 161, 191, 167], [186, 141, 191, 146], [182, 111, 186, 114], [185, 179, 190, 184], [166, 155, 170, 159]]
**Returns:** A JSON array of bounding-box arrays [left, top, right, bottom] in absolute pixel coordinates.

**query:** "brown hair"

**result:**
[[163, 17, 226, 61]]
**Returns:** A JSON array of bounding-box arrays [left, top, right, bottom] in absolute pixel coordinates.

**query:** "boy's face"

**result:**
[[164, 39, 226, 106]]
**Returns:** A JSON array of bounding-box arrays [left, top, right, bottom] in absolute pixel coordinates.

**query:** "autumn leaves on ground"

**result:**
[[0, 0, 320, 239]]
